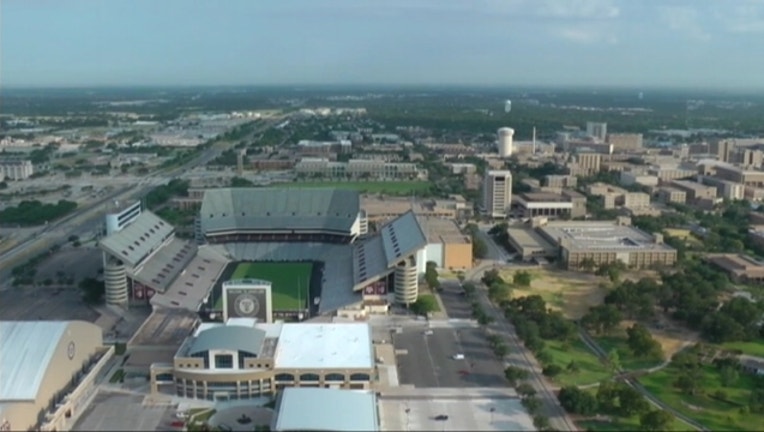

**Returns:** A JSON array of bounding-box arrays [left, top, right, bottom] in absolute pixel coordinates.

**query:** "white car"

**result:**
[[424, 330, 434, 335], [452, 354, 465, 360]]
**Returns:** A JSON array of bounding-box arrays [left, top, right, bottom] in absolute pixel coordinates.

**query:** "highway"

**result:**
[[0, 117, 281, 284]]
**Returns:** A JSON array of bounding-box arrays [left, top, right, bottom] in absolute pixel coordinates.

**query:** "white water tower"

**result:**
[[497, 127, 515, 158]]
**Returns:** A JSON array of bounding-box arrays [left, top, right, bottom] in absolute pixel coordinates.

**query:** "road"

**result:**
[[0, 117, 281, 284], [464, 231, 577, 431], [578, 329, 707, 431]]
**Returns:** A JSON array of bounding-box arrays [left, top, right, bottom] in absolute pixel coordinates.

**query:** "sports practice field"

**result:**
[[217, 262, 314, 311]]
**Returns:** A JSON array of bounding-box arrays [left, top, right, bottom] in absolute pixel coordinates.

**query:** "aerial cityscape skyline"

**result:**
[[2, 0, 764, 89]]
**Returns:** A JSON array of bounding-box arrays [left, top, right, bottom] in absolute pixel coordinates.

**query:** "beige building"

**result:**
[[150, 320, 375, 401], [568, 152, 602, 176], [416, 217, 473, 270], [671, 179, 718, 202], [533, 218, 677, 270], [544, 175, 578, 189], [699, 176, 746, 200], [512, 191, 586, 219], [656, 187, 687, 205], [483, 170, 512, 218], [620, 171, 659, 188], [706, 254, 764, 284], [0, 158, 34, 180], [362, 196, 471, 223], [0, 321, 114, 432], [295, 158, 423, 180], [607, 133, 643, 151]]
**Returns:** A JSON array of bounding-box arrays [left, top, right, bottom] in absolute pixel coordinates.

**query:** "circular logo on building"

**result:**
[[67, 341, 76, 360], [234, 293, 260, 317]]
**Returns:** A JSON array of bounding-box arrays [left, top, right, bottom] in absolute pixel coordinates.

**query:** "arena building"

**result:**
[[101, 187, 429, 319], [271, 388, 379, 432], [149, 319, 374, 401], [0, 321, 113, 432]]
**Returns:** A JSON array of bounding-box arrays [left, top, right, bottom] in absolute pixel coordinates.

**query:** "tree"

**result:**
[[626, 323, 664, 359], [516, 382, 536, 398], [581, 304, 623, 335], [473, 238, 488, 259], [522, 396, 542, 414], [579, 257, 597, 273], [504, 366, 529, 385], [720, 365, 740, 388], [488, 282, 511, 303], [558, 386, 599, 415], [542, 364, 563, 377], [533, 415, 550, 430], [410, 295, 438, 316], [513, 270, 532, 287], [617, 385, 650, 416], [749, 388, 764, 414], [639, 410, 674, 431], [606, 349, 622, 373], [79, 278, 105, 305]]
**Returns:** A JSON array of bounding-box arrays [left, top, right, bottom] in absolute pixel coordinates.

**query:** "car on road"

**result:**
[[423, 330, 434, 335], [458, 369, 470, 376], [452, 353, 465, 360], [434, 414, 449, 421]]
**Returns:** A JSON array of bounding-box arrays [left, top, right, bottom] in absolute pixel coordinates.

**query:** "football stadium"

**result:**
[[98, 187, 428, 320]]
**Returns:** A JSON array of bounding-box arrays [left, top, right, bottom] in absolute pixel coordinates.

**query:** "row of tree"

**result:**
[[0, 199, 77, 226]]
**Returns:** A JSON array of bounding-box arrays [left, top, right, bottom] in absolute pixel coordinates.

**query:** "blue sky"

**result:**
[[2, 0, 764, 89]]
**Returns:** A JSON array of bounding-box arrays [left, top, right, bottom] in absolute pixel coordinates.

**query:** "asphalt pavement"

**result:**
[[438, 279, 472, 320], [394, 327, 506, 388]]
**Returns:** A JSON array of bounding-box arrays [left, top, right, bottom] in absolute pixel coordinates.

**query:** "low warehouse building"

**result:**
[[272, 387, 379, 431], [0, 321, 113, 432], [416, 216, 473, 271]]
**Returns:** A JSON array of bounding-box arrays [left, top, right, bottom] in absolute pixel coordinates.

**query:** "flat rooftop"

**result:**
[[539, 221, 674, 252], [274, 323, 373, 370], [275, 388, 378, 432], [416, 216, 470, 244], [706, 253, 764, 272], [129, 309, 198, 347], [518, 192, 568, 202], [506, 228, 556, 253]]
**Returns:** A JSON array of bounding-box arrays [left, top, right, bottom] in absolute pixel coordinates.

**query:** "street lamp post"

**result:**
[[490, 407, 495, 426], [405, 407, 411, 432]]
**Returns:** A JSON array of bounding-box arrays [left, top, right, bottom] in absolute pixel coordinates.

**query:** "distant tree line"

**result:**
[[0, 200, 77, 226]]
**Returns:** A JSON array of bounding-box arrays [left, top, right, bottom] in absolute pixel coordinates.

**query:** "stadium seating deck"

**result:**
[[131, 238, 197, 293], [99, 211, 174, 268], [150, 246, 230, 311]]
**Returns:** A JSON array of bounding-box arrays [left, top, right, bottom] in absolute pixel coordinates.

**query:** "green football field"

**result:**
[[216, 262, 313, 311]]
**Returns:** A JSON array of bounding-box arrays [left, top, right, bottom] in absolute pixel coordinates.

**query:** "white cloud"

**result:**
[[557, 26, 618, 44], [717, 0, 764, 33], [536, 0, 620, 19], [658, 6, 711, 40]]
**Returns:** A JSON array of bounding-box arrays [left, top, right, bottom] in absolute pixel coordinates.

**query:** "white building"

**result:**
[[0, 158, 34, 180], [586, 122, 607, 142], [483, 170, 512, 218]]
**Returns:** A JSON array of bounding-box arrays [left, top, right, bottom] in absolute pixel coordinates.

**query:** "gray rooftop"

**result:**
[[273, 388, 378, 432], [539, 221, 675, 252], [200, 188, 360, 235], [187, 325, 266, 356], [131, 238, 197, 292], [150, 246, 230, 311], [379, 211, 427, 265], [99, 211, 174, 267], [0, 321, 68, 401]]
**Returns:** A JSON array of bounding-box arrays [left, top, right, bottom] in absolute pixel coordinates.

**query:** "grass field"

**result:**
[[216, 262, 313, 310], [544, 339, 612, 387], [577, 415, 690, 431], [500, 269, 607, 320], [275, 180, 432, 195], [639, 364, 759, 431], [719, 341, 764, 357]]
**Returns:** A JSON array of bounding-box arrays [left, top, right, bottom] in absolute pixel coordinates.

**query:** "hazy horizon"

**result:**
[[3, 0, 764, 90]]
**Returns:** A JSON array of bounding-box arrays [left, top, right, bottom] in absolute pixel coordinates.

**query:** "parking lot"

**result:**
[[379, 387, 533, 432], [439, 279, 473, 319], [74, 391, 178, 431], [394, 327, 506, 388]]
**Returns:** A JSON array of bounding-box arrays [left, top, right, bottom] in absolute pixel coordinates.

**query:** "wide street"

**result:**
[[458, 232, 578, 432]]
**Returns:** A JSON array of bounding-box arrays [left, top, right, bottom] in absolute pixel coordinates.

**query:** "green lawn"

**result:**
[[215, 262, 313, 310], [595, 336, 663, 371], [275, 180, 432, 195], [544, 339, 612, 387], [577, 416, 691, 431], [719, 341, 764, 357], [639, 364, 759, 431]]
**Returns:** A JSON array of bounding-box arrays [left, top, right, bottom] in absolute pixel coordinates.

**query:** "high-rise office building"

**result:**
[[483, 170, 512, 218], [586, 122, 607, 142]]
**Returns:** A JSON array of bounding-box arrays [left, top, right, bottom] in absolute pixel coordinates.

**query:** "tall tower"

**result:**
[[532, 127, 537, 154], [483, 170, 512, 218], [236, 150, 245, 176], [497, 127, 514, 158], [586, 122, 607, 142]]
